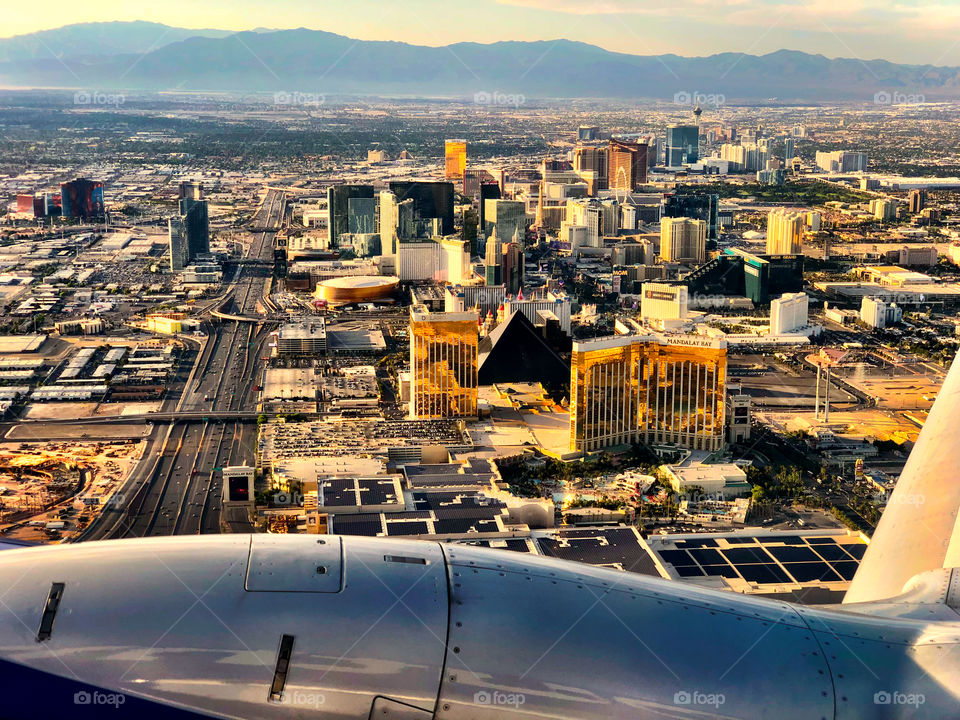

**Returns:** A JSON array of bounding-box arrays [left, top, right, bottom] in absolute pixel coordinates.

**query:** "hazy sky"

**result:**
[[5, 0, 960, 66]]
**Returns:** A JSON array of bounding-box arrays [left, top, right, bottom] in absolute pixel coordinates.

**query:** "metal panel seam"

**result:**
[[432, 542, 455, 718]]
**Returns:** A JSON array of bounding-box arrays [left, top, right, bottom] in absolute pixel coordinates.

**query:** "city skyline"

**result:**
[[3, 3, 960, 711], [2, 1, 960, 67]]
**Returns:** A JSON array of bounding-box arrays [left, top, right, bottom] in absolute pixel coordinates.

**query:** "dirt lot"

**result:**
[[5, 423, 150, 441], [0, 439, 145, 542], [22, 402, 99, 420]]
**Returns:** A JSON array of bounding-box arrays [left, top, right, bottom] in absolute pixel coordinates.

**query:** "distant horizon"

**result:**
[[0, 22, 952, 69], [2, 0, 958, 68]]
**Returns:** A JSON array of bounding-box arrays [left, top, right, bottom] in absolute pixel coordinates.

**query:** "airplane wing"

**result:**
[[0, 539, 36, 551], [844, 349, 960, 603]]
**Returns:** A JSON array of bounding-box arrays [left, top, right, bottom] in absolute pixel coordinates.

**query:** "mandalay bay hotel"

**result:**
[[569, 335, 727, 453]]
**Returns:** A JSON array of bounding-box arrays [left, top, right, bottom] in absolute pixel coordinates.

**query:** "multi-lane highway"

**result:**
[[80, 189, 285, 542]]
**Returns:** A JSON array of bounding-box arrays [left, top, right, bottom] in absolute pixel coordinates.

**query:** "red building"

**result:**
[[16, 195, 34, 213]]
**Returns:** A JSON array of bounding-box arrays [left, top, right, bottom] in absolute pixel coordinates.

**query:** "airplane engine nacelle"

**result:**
[[0, 535, 449, 719]]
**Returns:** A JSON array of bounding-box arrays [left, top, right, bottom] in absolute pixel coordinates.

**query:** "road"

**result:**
[[79, 189, 285, 541]]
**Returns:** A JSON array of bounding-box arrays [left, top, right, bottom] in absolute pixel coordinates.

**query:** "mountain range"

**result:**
[[1, 22, 958, 102], [0, 22, 232, 63]]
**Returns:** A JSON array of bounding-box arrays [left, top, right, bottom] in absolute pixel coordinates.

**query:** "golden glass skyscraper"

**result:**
[[766, 208, 804, 254], [409, 307, 478, 419], [570, 335, 727, 453], [445, 139, 467, 180]]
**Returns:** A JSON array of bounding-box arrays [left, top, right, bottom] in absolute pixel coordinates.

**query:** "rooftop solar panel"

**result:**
[[537, 529, 659, 576], [340, 512, 383, 523], [410, 476, 487, 488], [331, 516, 382, 536], [830, 560, 860, 581], [767, 546, 821, 563], [323, 478, 353, 491], [702, 565, 739, 578], [804, 537, 837, 545], [385, 521, 431, 536], [842, 544, 867, 560], [810, 544, 852, 562], [674, 538, 718, 548], [675, 566, 705, 577], [433, 507, 502, 520], [460, 539, 531, 553], [688, 548, 724, 565], [737, 563, 791, 584], [658, 549, 696, 567], [434, 518, 482, 534], [560, 529, 610, 539], [757, 535, 804, 545], [382, 511, 433, 520], [723, 547, 772, 564], [782, 562, 843, 583], [358, 480, 395, 505], [403, 464, 461, 477], [320, 478, 358, 506], [500, 539, 532, 552]]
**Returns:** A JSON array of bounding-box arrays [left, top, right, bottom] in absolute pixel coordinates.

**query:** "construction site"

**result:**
[[0, 440, 141, 542]]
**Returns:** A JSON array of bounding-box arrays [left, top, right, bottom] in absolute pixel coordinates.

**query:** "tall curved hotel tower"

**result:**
[[570, 335, 727, 453], [445, 139, 467, 180]]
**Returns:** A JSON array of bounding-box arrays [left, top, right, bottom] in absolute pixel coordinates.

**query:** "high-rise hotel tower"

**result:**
[[409, 307, 479, 419], [569, 335, 727, 453], [445, 139, 467, 180]]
